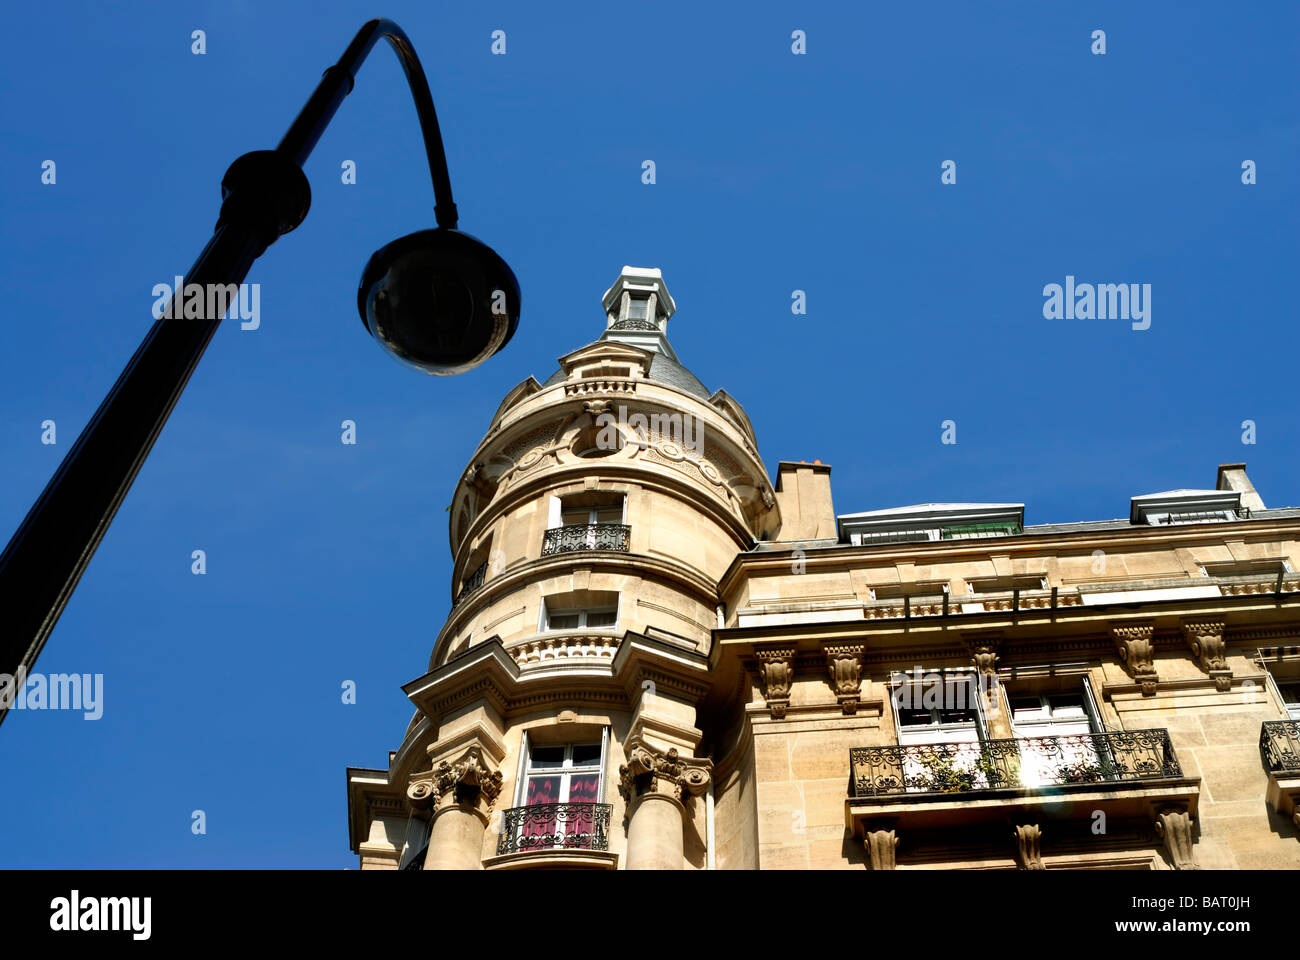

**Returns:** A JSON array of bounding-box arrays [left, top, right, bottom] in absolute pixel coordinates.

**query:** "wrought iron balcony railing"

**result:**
[[496, 802, 612, 855], [541, 523, 631, 556], [454, 560, 487, 606], [849, 729, 1182, 799], [1260, 720, 1300, 773]]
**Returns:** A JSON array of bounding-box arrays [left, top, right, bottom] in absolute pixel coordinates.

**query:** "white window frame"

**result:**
[[539, 598, 619, 632], [506, 729, 610, 851]]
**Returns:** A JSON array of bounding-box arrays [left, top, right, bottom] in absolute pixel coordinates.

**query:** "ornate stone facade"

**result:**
[[345, 269, 1300, 872]]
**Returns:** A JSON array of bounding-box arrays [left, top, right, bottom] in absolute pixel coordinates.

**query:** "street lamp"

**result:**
[[0, 19, 520, 726]]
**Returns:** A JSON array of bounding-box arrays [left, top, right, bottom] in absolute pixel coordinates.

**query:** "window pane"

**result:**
[[561, 509, 590, 527], [1048, 692, 1085, 718], [586, 610, 616, 628], [898, 708, 933, 727], [528, 747, 565, 770], [547, 613, 580, 630], [571, 744, 602, 767], [567, 773, 600, 803], [1010, 696, 1043, 719], [1280, 683, 1300, 705], [594, 507, 623, 524], [938, 707, 976, 725], [627, 298, 648, 320]]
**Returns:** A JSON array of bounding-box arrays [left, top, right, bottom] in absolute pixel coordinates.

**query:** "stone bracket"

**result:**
[[1013, 823, 1044, 870], [755, 647, 796, 719], [1112, 625, 1159, 696], [825, 643, 864, 715], [1182, 621, 1232, 692], [1153, 805, 1199, 870]]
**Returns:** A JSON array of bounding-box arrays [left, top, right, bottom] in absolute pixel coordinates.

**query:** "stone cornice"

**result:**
[[405, 632, 712, 734], [716, 517, 1300, 598]]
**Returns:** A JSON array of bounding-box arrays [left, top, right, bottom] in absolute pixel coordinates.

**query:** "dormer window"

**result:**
[[839, 504, 1025, 546], [1130, 489, 1243, 525]]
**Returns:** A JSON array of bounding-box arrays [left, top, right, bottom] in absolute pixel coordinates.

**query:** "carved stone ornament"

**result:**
[[1112, 625, 1159, 696], [1013, 824, 1044, 870], [967, 637, 1000, 677], [406, 745, 503, 821], [825, 644, 865, 715], [617, 739, 712, 812], [1182, 621, 1231, 691], [1154, 806, 1199, 870], [863, 828, 898, 870], [755, 648, 796, 719]]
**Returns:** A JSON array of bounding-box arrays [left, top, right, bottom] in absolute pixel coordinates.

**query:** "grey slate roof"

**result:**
[[542, 348, 711, 400]]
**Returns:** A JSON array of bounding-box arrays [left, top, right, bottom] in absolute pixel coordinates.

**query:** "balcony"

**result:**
[[1261, 720, 1300, 772], [454, 560, 487, 606], [1260, 721, 1300, 828], [541, 523, 631, 556], [486, 803, 616, 869], [845, 729, 1199, 838]]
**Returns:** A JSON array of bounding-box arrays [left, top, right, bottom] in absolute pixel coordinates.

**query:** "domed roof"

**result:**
[[540, 349, 710, 400]]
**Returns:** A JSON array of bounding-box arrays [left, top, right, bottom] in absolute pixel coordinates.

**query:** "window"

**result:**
[[1008, 679, 1107, 786], [626, 297, 649, 321], [1279, 682, 1300, 721], [890, 672, 984, 746], [545, 495, 629, 554], [561, 504, 624, 526], [511, 733, 608, 850], [541, 594, 619, 632], [969, 575, 1048, 593]]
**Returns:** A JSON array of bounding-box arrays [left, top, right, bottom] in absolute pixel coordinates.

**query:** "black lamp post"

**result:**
[[0, 19, 520, 727]]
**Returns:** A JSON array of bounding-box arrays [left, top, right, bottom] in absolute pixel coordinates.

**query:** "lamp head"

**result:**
[[358, 228, 520, 375]]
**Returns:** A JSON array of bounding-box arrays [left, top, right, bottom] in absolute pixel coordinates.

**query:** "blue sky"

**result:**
[[0, 1, 1295, 866]]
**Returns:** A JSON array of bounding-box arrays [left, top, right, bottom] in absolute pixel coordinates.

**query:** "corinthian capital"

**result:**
[[1111, 625, 1158, 696], [618, 737, 712, 810], [407, 745, 503, 821], [1182, 621, 1231, 691]]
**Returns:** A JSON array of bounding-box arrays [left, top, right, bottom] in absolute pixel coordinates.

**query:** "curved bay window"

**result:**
[[499, 731, 611, 854]]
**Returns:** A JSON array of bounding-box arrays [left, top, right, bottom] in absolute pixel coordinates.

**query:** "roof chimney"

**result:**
[[1216, 463, 1265, 512]]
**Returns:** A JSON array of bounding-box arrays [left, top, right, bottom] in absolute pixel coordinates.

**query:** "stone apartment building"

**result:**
[[346, 267, 1300, 870]]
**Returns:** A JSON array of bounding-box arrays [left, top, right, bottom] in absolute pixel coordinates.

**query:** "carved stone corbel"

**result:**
[[1112, 625, 1159, 696], [1154, 806, 1199, 870], [967, 636, 1000, 677], [1013, 824, 1044, 870], [863, 827, 898, 870], [406, 745, 504, 823], [1182, 621, 1231, 691], [617, 738, 712, 814], [755, 648, 796, 719], [825, 644, 864, 715]]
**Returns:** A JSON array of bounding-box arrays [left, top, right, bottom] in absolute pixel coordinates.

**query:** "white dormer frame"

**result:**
[[1129, 489, 1243, 526], [838, 503, 1025, 545]]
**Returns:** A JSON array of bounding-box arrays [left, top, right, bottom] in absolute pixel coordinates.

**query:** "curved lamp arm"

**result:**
[[0, 20, 475, 728], [279, 18, 458, 229]]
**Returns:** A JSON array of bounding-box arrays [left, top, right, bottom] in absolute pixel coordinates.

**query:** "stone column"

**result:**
[[618, 738, 711, 870], [407, 745, 503, 870]]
